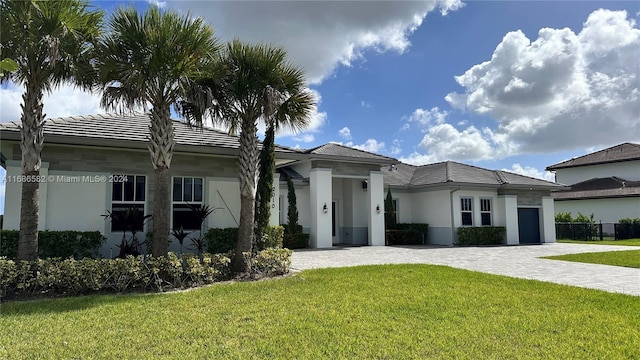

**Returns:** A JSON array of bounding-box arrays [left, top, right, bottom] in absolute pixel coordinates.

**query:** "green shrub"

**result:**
[[457, 227, 506, 245], [249, 248, 292, 277], [617, 218, 640, 240], [260, 226, 284, 250], [0, 230, 105, 259], [282, 224, 303, 235], [283, 233, 308, 249], [0, 252, 232, 299], [204, 228, 239, 254], [385, 230, 422, 245]]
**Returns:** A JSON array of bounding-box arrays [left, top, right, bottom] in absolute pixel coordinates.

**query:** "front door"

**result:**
[[518, 208, 541, 244]]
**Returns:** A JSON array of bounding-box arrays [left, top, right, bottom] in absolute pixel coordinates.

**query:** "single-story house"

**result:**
[[1, 113, 562, 256], [546, 142, 640, 223], [379, 162, 562, 245]]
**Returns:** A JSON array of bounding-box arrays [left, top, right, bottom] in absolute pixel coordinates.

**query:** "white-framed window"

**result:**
[[480, 198, 492, 226], [172, 177, 204, 230], [110, 175, 146, 232], [392, 199, 399, 223], [461, 197, 473, 226]]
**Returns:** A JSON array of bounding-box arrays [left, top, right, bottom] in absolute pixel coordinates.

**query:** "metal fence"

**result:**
[[555, 222, 640, 241]]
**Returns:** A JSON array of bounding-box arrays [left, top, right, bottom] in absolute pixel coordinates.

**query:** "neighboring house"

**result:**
[[381, 162, 562, 245], [1, 113, 562, 255], [546, 143, 640, 223]]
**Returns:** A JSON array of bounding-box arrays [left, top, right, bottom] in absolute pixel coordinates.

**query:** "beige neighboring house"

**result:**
[[546, 142, 640, 223]]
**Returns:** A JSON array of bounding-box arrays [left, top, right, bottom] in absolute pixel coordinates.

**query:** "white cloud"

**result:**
[[1, 84, 104, 123], [338, 127, 352, 140], [390, 139, 402, 156], [360, 100, 371, 108], [504, 163, 555, 182], [444, 9, 640, 154], [405, 107, 448, 130], [353, 138, 386, 153], [292, 134, 315, 143], [169, 0, 463, 84]]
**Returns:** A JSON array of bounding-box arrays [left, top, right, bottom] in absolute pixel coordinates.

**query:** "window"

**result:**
[[172, 177, 204, 230], [480, 198, 492, 226], [461, 197, 473, 226], [111, 175, 146, 232]]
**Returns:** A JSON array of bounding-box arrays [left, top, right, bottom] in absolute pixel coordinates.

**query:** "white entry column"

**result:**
[[310, 168, 332, 248], [368, 171, 385, 246], [499, 195, 519, 245]]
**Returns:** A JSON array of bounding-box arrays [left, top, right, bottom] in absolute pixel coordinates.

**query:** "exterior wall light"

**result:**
[[323, 203, 328, 213], [376, 205, 381, 213]]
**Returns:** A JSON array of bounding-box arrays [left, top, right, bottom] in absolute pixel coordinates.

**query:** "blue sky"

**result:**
[[1, 1, 639, 214]]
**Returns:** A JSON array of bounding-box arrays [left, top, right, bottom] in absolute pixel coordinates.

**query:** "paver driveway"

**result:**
[[291, 243, 640, 296]]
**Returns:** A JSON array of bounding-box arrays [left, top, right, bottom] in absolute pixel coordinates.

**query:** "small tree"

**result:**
[[286, 177, 300, 234], [384, 186, 397, 229], [255, 122, 276, 246]]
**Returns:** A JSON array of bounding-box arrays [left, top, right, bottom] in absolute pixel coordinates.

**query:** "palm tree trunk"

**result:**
[[148, 105, 174, 257], [17, 83, 45, 261], [233, 117, 260, 273]]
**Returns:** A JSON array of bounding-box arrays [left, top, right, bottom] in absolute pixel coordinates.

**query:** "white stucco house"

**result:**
[[546, 142, 640, 223], [1, 113, 561, 256], [380, 162, 561, 245]]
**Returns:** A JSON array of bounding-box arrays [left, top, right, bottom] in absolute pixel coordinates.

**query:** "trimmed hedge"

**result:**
[[204, 228, 239, 254], [0, 248, 294, 300], [385, 230, 422, 245], [617, 218, 640, 240], [457, 226, 506, 245], [205, 226, 285, 253], [0, 252, 231, 299], [0, 230, 105, 259], [283, 233, 309, 249]]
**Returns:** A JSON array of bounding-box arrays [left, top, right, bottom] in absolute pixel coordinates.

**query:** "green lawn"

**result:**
[[1, 265, 638, 359], [543, 249, 640, 269], [558, 238, 640, 246]]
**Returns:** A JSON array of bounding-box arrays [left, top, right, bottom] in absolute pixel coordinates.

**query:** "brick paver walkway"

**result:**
[[291, 243, 640, 296]]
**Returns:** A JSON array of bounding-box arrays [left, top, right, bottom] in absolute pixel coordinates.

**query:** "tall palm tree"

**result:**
[[95, 6, 218, 257], [0, 0, 103, 260], [190, 40, 315, 272]]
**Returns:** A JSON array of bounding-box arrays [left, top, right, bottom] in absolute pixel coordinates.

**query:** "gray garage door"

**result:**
[[518, 208, 541, 244]]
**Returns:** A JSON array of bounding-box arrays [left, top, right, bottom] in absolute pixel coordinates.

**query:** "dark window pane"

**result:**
[[194, 178, 203, 202], [184, 178, 192, 202], [173, 204, 200, 230], [173, 177, 183, 201], [481, 213, 492, 226], [110, 204, 145, 232], [135, 176, 146, 201], [112, 181, 122, 202], [462, 212, 473, 226], [123, 176, 135, 201]]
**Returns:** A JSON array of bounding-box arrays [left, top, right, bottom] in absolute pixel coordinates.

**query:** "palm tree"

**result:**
[[190, 40, 315, 272], [95, 6, 218, 257], [0, 0, 103, 260]]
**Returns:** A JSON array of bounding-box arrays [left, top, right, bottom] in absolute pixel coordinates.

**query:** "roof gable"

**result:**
[[383, 161, 561, 189], [306, 143, 397, 162], [546, 143, 640, 170]]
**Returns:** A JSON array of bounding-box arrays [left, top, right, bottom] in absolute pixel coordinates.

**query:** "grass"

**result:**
[[1, 265, 639, 359], [557, 238, 640, 246], [543, 249, 640, 268]]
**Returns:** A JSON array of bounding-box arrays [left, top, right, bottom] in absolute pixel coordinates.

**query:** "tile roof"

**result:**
[[551, 177, 640, 200], [546, 143, 640, 170], [382, 161, 561, 189], [306, 143, 396, 163], [0, 112, 299, 154]]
